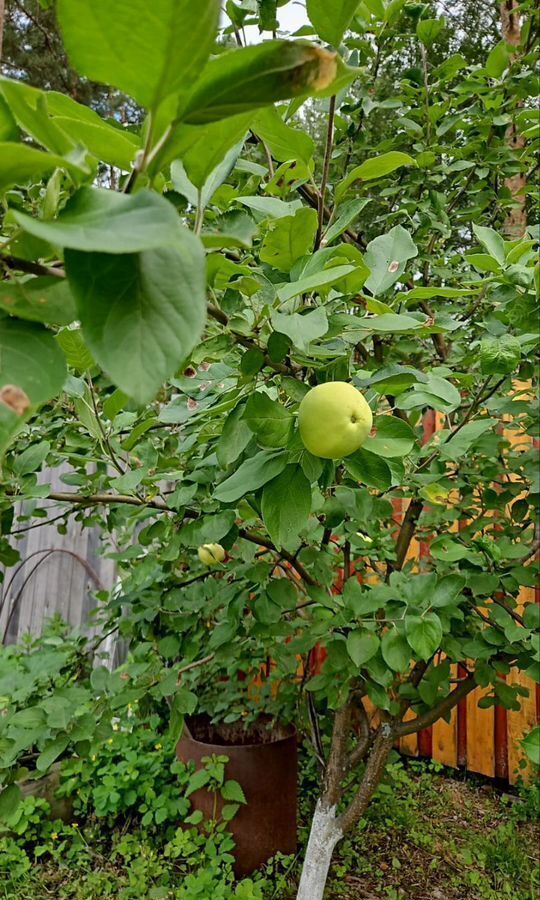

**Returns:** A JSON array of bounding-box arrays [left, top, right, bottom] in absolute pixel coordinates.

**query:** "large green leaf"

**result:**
[[381, 629, 410, 672], [0, 77, 140, 169], [323, 199, 371, 245], [36, 736, 70, 773], [0, 93, 18, 141], [439, 419, 496, 460], [306, 0, 359, 46], [242, 392, 294, 448], [167, 114, 251, 190], [216, 403, 253, 469], [0, 78, 75, 155], [364, 225, 418, 295], [472, 223, 506, 265], [363, 415, 416, 458], [171, 140, 246, 213], [276, 265, 354, 302], [0, 784, 22, 822], [260, 208, 318, 272], [14, 188, 183, 254], [0, 142, 84, 192], [480, 335, 521, 375], [346, 629, 380, 667], [270, 307, 328, 352], [261, 464, 311, 548], [214, 449, 288, 503], [179, 511, 237, 547], [52, 116, 139, 170], [344, 447, 392, 490], [181, 41, 347, 124], [64, 235, 206, 404], [521, 727, 540, 767], [55, 328, 94, 372], [0, 277, 77, 326], [0, 319, 67, 455], [236, 195, 303, 219], [57, 0, 220, 112], [352, 312, 425, 333], [336, 152, 415, 202], [397, 373, 461, 413], [405, 613, 443, 660], [252, 106, 315, 166]]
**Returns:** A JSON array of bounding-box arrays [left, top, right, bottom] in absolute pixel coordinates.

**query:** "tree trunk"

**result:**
[[296, 799, 343, 900], [297, 726, 394, 899], [0, 0, 5, 63], [500, 0, 527, 238]]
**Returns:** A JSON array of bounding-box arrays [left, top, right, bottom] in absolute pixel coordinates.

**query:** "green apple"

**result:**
[[298, 381, 373, 459], [197, 543, 226, 566]]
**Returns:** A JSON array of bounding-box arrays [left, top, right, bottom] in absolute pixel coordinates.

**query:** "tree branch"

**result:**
[[1, 255, 65, 278], [395, 674, 477, 737], [389, 497, 424, 574], [345, 699, 373, 771], [315, 95, 336, 250], [323, 703, 352, 805], [338, 724, 394, 834], [35, 491, 318, 586], [46, 490, 179, 512]]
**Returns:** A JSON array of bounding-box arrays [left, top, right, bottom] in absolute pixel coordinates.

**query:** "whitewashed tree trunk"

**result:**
[[296, 799, 343, 900]]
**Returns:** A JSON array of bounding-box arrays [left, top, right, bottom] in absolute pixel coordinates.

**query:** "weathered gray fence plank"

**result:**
[[0, 464, 116, 645]]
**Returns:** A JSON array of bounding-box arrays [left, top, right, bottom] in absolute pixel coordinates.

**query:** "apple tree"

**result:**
[[0, 1, 539, 898]]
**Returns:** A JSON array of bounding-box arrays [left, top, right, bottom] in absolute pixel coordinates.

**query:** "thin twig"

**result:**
[[315, 95, 336, 250]]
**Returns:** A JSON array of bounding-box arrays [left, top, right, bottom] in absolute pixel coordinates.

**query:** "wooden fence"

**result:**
[[0, 464, 116, 650]]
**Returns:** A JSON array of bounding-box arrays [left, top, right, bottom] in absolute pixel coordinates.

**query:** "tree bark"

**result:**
[[500, 0, 527, 237], [296, 723, 394, 900], [0, 0, 5, 63], [296, 799, 343, 900]]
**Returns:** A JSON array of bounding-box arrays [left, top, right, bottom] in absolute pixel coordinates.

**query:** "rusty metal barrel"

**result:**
[[176, 714, 297, 876]]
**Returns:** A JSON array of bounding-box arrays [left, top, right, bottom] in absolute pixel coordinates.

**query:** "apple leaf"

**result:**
[[242, 392, 294, 448], [270, 308, 329, 352], [0, 142, 85, 192], [260, 208, 318, 272], [0, 319, 66, 457], [381, 629, 411, 672], [14, 187, 183, 254], [344, 448, 392, 490], [364, 225, 418, 295], [405, 613, 443, 660], [214, 450, 288, 503], [364, 416, 416, 458], [0, 277, 77, 327], [261, 464, 311, 549], [346, 629, 380, 667], [181, 41, 346, 124], [306, 0, 359, 46], [336, 152, 415, 202], [57, 0, 220, 112], [64, 235, 206, 404]]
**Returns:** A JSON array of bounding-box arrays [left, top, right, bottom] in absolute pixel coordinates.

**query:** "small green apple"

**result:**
[[298, 381, 373, 459], [197, 543, 226, 566]]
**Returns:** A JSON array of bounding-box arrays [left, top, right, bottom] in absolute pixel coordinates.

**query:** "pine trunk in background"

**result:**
[[500, 0, 527, 237], [0, 0, 5, 61]]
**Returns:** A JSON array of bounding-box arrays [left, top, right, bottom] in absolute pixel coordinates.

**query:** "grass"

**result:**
[[322, 760, 540, 900], [1, 758, 538, 899]]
